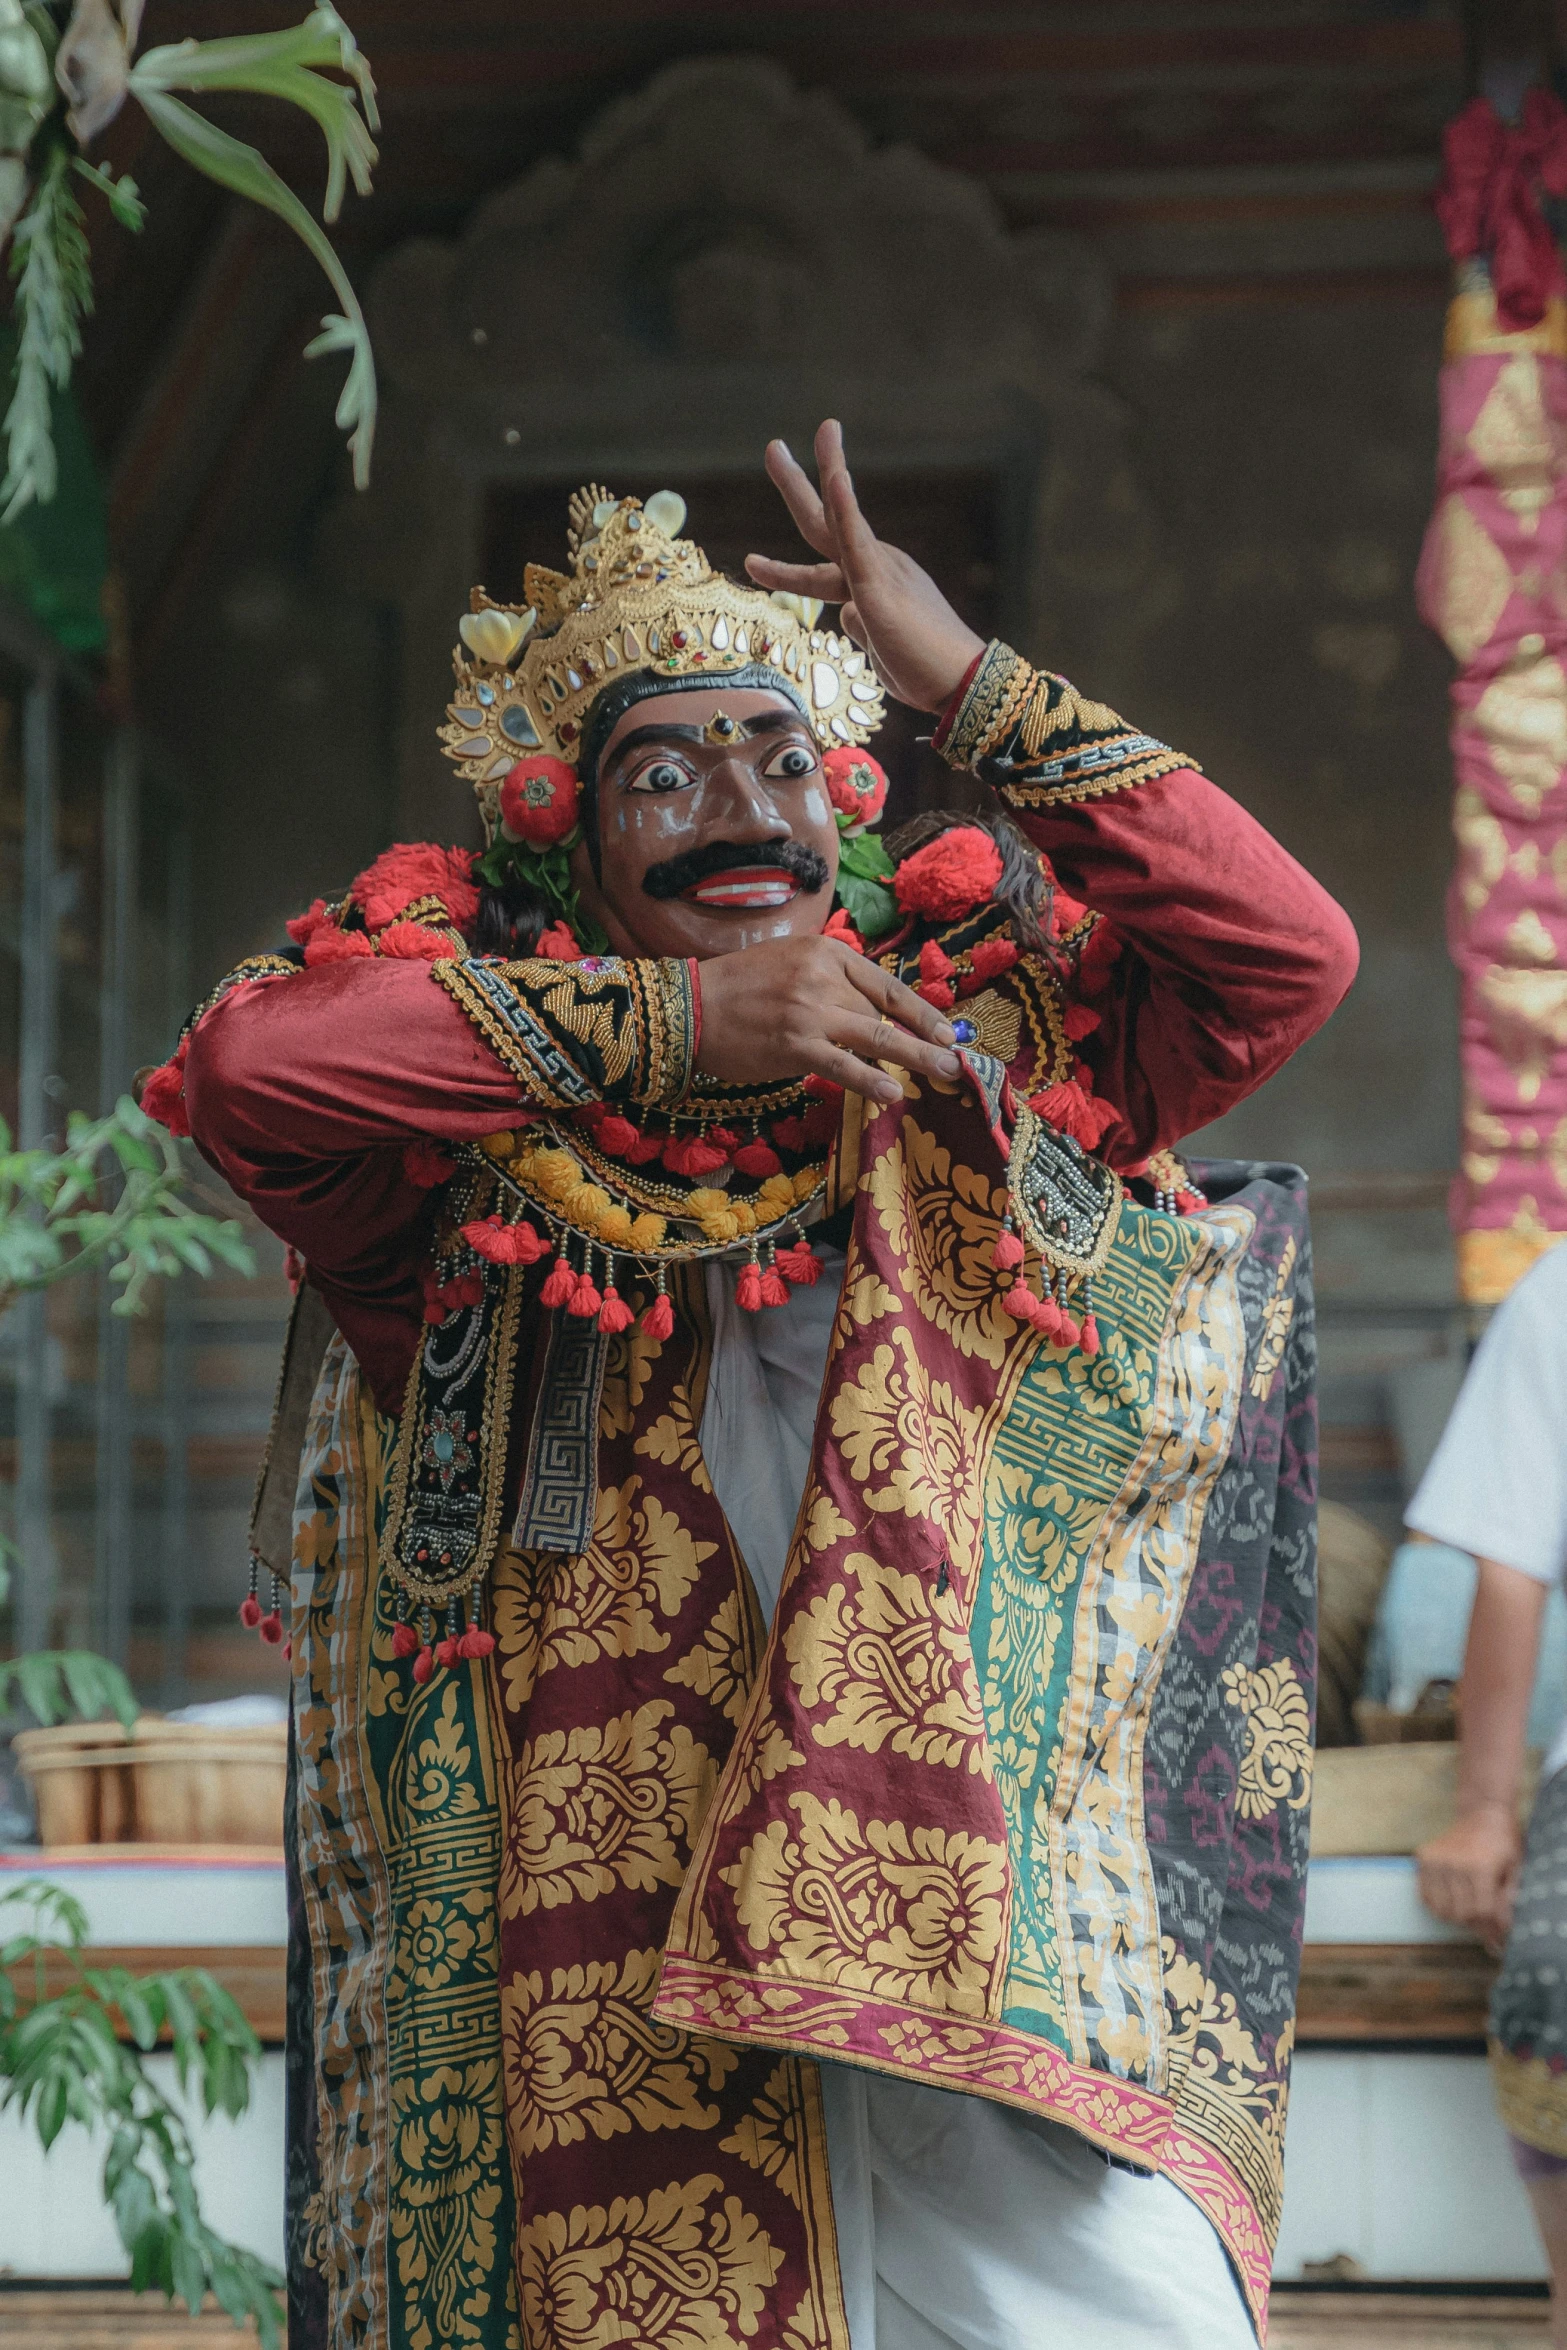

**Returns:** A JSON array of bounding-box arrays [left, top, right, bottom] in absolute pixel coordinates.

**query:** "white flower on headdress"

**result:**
[[458, 607, 535, 665], [770, 589, 824, 629]]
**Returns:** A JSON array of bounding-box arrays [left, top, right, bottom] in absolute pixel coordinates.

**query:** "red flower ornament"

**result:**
[[822, 747, 889, 828], [500, 756, 581, 847]]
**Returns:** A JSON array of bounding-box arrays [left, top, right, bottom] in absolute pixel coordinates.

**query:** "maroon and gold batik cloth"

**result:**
[[187, 653, 1356, 2350]]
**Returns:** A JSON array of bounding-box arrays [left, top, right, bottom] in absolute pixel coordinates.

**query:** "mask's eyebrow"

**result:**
[[607, 721, 705, 763]]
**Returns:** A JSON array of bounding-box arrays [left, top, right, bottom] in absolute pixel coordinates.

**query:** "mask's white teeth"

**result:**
[[686, 872, 799, 910]]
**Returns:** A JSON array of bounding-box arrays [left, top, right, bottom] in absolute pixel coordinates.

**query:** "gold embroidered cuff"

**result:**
[[937, 638, 1197, 810], [433, 953, 697, 1112]]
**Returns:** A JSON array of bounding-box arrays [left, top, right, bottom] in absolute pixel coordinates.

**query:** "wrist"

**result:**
[[1455, 1792, 1518, 1822]]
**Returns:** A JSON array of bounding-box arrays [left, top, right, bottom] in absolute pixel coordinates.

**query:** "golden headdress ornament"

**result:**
[[439, 486, 887, 832]]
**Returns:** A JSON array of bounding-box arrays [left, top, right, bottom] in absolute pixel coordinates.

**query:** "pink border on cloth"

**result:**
[[655, 1951, 1275, 2337]]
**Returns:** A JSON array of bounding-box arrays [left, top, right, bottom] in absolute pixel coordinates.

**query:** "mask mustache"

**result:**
[[641, 838, 831, 901]]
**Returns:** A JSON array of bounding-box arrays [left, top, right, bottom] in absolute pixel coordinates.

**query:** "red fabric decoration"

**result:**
[[259, 1610, 285, 1646], [967, 937, 1019, 984], [775, 1241, 820, 1286], [594, 1114, 640, 1157], [622, 1130, 666, 1165], [461, 1215, 546, 1265], [758, 1266, 790, 1307], [1056, 1302, 1082, 1347], [596, 1287, 635, 1334], [919, 942, 955, 984], [238, 1594, 263, 1630], [539, 1256, 575, 1309], [140, 1057, 190, 1138], [1063, 1001, 1101, 1041], [1435, 92, 1567, 332], [1075, 918, 1122, 995], [993, 1228, 1024, 1272], [499, 756, 581, 847], [1002, 1278, 1040, 1325], [1079, 1314, 1101, 1359], [392, 1622, 419, 1657], [304, 924, 374, 965], [803, 1074, 844, 1103], [435, 1635, 462, 1669], [1050, 888, 1087, 936], [535, 921, 579, 960], [822, 746, 889, 826], [823, 907, 864, 952], [736, 1261, 764, 1312], [285, 897, 332, 945], [1175, 1189, 1202, 1214], [731, 1140, 781, 1177], [351, 843, 479, 933], [412, 1646, 434, 1684], [1029, 1081, 1119, 1150], [403, 1139, 456, 1189], [376, 920, 449, 962], [707, 1127, 740, 1153], [916, 979, 955, 1011], [459, 1626, 496, 1659], [663, 1135, 728, 1176], [894, 827, 1004, 922], [770, 1115, 807, 1153], [641, 1292, 675, 1341], [567, 1269, 603, 1318]]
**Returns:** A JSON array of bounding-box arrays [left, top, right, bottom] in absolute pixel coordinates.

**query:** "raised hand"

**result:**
[[745, 420, 985, 715], [693, 932, 958, 1106]]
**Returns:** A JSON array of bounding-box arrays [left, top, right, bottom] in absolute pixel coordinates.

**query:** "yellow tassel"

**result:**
[[791, 1165, 822, 1203], [596, 1204, 634, 1247], [628, 1212, 666, 1249], [756, 1175, 795, 1214], [530, 1148, 581, 1202], [685, 1188, 730, 1218], [563, 1180, 614, 1223], [480, 1130, 515, 1158], [730, 1200, 758, 1235]]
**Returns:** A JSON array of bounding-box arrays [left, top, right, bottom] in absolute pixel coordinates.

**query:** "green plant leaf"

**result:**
[[72, 159, 145, 232], [1, 139, 92, 519], [834, 870, 898, 939], [128, 84, 375, 486]]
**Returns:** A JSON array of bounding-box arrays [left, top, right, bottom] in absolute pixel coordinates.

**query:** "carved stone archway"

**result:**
[[320, 58, 1151, 839]]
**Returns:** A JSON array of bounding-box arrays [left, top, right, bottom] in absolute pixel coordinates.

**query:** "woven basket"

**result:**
[[13, 1718, 286, 1848]]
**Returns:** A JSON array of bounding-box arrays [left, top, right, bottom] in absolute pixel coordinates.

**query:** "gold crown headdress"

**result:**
[[439, 485, 887, 829]]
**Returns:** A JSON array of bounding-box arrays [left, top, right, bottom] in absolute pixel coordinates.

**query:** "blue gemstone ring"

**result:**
[[951, 1018, 976, 1045]]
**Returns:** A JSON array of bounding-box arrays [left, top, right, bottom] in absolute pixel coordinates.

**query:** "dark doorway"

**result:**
[[481, 469, 1001, 836]]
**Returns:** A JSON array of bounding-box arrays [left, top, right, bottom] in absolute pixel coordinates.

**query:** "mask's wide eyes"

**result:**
[[627, 757, 696, 795], [762, 740, 819, 782]]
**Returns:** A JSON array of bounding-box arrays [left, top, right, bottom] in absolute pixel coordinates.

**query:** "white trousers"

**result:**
[[700, 1258, 1255, 2350]]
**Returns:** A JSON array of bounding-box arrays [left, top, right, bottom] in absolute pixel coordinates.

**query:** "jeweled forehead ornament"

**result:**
[[438, 482, 888, 836]]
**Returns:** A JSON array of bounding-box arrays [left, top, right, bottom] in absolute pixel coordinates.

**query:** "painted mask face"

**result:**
[[569, 686, 841, 961]]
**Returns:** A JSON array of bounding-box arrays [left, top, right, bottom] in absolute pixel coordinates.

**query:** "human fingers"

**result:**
[[841, 950, 959, 1048], [764, 437, 836, 558], [834, 1009, 961, 1086], [816, 420, 881, 587], [811, 1043, 906, 1107], [743, 554, 848, 598]]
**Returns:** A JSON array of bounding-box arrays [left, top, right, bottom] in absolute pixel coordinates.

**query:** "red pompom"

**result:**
[[539, 1256, 576, 1309], [412, 1645, 434, 1684], [392, 1621, 419, 1657], [140, 1060, 190, 1138], [238, 1594, 263, 1630], [1079, 1313, 1101, 1358], [736, 1262, 764, 1313], [621, 1130, 666, 1165], [758, 1267, 790, 1307], [641, 1292, 675, 1341], [499, 756, 581, 848], [775, 1241, 820, 1286], [258, 1610, 286, 1646], [801, 1096, 841, 1147], [823, 907, 865, 952], [1002, 1278, 1040, 1325], [535, 920, 579, 960], [285, 897, 332, 945], [731, 1140, 781, 1177], [568, 1269, 602, 1319], [1063, 1001, 1101, 1040], [894, 827, 1004, 923], [376, 919, 449, 962], [993, 1228, 1025, 1272], [594, 1114, 641, 1157], [919, 941, 955, 985], [304, 924, 374, 964], [770, 1115, 807, 1153], [663, 1135, 728, 1177], [803, 1075, 844, 1102], [1028, 1082, 1119, 1150], [1174, 1189, 1203, 1214], [403, 1139, 456, 1189], [459, 1626, 496, 1659], [707, 1127, 740, 1153], [1056, 1303, 1082, 1347], [967, 937, 1019, 985], [916, 979, 955, 1011], [461, 1215, 547, 1265], [822, 746, 889, 827], [435, 1635, 462, 1670], [1051, 888, 1088, 935], [351, 843, 479, 934], [596, 1287, 635, 1334]]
